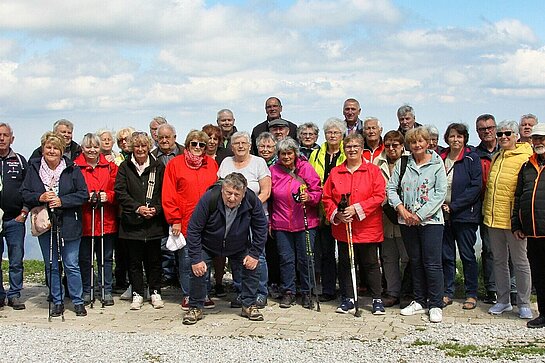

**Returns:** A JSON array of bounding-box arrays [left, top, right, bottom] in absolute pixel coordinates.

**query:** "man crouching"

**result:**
[[182, 172, 268, 325]]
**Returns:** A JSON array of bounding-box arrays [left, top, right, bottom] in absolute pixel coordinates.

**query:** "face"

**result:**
[[384, 138, 403, 161], [82, 142, 100, 162], [270, 125, 289, 141], [476, 118, 496, 143], [299, 127, 318, 148], [409, 136, 429, 157], [99, 133, 114, 153], [149, 121, 160, 142], [221, 184, 245, 209], [217, 112, 235, 134], [188, 138, 206, 156], [257, 139, 276, 161], [364, 120, 382, 143], [520, 117, 537, 139], [206, 133, 220, 153], [43, 141, 62, 166], [497, 128, 517, 150], [532, 134, 545, 155], [325, 127, 342, 147], [428, 135, 439, 150], [231, 137, 250, 158], [344, 141, 363, 161], [398, 113, 415, 132], [0, 126, 14, 155], [158, 128, 176, 153], [117, 133, 131, 153], [55, 125, 73, 144], [279, 149, 296, 169], [133, 142, 150, 163], [265, 98, 282, 119], [343, 101, 361, 124], [447, 129, 464, 151]]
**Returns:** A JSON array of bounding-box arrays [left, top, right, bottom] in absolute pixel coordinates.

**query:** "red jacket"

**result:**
[[162, 154, 218, 235], [323, 160, 385, 243], [74, 154, 118, 236]]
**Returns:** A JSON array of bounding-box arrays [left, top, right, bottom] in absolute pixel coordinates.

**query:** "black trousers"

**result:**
[[338, 241, 382, 300], [527, 237, 545, 315], [127, 239, 162, 296]]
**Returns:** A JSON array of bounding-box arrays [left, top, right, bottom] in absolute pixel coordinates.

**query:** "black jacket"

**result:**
[[114, 154, 167, 241], [1, 149, 29, 220], [250, 119, 298, 155]]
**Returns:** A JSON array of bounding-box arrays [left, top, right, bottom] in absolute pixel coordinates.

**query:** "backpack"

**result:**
[[382, 155, 408, 225]]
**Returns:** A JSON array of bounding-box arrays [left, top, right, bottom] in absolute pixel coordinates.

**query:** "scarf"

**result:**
[[184, 149, 205, 170], [39, 157, 67, 194]]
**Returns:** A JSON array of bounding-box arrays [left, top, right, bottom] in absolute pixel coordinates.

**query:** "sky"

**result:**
[[1, 0, 545, 160]]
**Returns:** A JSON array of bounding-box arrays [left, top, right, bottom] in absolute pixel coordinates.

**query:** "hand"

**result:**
[[513, 230, 526, 240], [15, 214, 27, 223], [99, 191, 108, 203], [192, 261, 207, 277], [39, 191, 56, 203], [171, 223, 181, 236], [48, 196, 62, 209], [397, 205, 414, 225], [442, 204, 450, 214], [243, 255, 259, 270], [300, 189, 309, 203]]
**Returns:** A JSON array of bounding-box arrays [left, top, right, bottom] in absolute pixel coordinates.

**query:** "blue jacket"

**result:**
[[186, 186, 267, 265], [21, 156, 88, 241], [0, 149, 28, 221], [440, 147, 483, 224]]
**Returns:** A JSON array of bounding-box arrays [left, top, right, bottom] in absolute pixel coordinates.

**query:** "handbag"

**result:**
[[122, 167, 157, 226], [30, 205, 51, 236]]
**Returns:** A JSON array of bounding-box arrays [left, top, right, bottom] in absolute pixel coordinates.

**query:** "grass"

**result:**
[[1, 260, 46, 285], [438, 340, 545, 360]]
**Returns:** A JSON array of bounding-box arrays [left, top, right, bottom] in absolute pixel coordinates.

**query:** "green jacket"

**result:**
[[309, 141, 346, 185]]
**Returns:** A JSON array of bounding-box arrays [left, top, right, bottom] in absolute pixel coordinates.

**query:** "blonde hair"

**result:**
[[184, 130, 209, 148], [41, 131, 66, 153], [405, 127, 430, 144]]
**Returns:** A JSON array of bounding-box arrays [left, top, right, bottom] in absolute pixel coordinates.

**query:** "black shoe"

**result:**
[[527, 315, 545, 329], [74, 304, 87, 317], [279, 293, 296, 308], [0, 299, 5, 309], [399, 295, 413, 309], [301, 294, 313, 309], [230, 294, 242, 308], [482, 291, 497, 304], [318, 293, 336, 302], [215, 284, 227, 297], [382, 294, 400, 307], [7, 297, 26, 310], [50, 304, 65, 317], [510, 292, 518, 306]]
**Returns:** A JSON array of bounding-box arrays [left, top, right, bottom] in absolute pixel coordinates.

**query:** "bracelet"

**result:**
[[20, 212, 28, 219]]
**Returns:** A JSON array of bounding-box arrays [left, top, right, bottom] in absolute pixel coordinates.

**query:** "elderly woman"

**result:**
[[256, 132, 278, 167], [309, 117, 346, 302], [114, 127, 135, 166], [21, 132, 88, 317], [387, 127, 447, 323], [218, 131, 271, 307], [162, 130, 218, 310], [297, 122, 320, 159], [323, 133, 385, 315], [424, 125, 443, 154], [439, 123, 482, 310], [483, 120, 533, 319], [74, 133, 119, 307], [114, 131, 167, 311], [270, 137, 322, 308], [97, 129, 121, 164], [374, 130, 410, 308]]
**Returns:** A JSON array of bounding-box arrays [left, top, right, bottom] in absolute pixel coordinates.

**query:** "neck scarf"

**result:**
[[184, 149, 205, 170], [39, 157, 67, 194]]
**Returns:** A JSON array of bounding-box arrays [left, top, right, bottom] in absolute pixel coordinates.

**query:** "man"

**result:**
[[0, 123, 28, 310], [30, 119, 81, 160], [343, 98, 364, 136], [512, 122, 545, 328], [297, 122, 320, 159], [519, 114, 538, 143], [397, 105, 422, 137], [216, 109, 238, 164], [182, 173, 268, 325], [269, 119, 291, 142], [473, 114, 500, 304], [362, 117, 384, 163], [250, 97, 297, 154], [149, 116, 168, 149]]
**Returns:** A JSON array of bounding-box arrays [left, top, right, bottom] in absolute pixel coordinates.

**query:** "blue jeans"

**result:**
[[275, 229, 316, 294], [231, 253, 268, 298], [442, 222, 478, 298], [175, 247, 191, 297], [190, 248, 259, 308], [160, 237, 177, 280], [400, 224, 444, 309], [38, 231, 83, 305], [0, 219, 26, 299], [79, 234, 114, 295]]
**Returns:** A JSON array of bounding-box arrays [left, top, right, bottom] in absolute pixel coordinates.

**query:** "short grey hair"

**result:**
[[150, 116, 167, 126], [497, 120, 519, 135], [230, 131, 251, 145], [158, 123, 176, 135], [364, 117, 382, 129], [521, 113, 538, 124], [222, 172, 247, 191], [256, 131, 276, 146], [397, 104, 415, 119], [424, 124, 439, 137], [276, 137, 300, 157], [323, 117, 347, 135], [81, 132, 101, 148], [297, 122, 319, 139], [0, 123, 13, 136], [96, 128, 114, 138], [217, 109, 234, 120], [53, 119, 74, 132]]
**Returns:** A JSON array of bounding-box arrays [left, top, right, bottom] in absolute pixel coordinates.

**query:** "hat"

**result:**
[[268, 118, 289, 128], [531, 123, 545, 136]]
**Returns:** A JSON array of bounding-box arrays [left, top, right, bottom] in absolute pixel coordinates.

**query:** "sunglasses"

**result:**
[[384, 143, 402, 149], [190, 141, 207, 148], [496, 131, 513, 138], [132, 131, 148, 137]]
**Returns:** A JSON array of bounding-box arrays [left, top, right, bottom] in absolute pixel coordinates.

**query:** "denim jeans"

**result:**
[[175, 246, 191, 297], [442, 222, 479, 298], [0, 219, 26, 299], [38, 231, 83, 305], [190, 248, 259, 308], [160, 236, 177, 280], [275, 229, 316, 294], [79, 234, 114, 295], [315, 224, 337, 296], [400, 224, 444, 309], [232, 253, 268, 298]]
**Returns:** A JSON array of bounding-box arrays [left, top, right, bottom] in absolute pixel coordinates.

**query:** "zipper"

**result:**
[[489, 153, 505, 225]]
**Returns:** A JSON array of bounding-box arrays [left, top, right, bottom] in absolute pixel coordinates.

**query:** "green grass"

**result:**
[[438, 340, 545, 360], [1, 260, 46, 284]]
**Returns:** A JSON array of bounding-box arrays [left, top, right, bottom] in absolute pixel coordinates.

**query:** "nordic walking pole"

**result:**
[[53, 209, 65, 322], [339, 193, 361, 317], [48, 208, 54, 322], [90, 191, 97, 308], [99, 190, 105, 308]]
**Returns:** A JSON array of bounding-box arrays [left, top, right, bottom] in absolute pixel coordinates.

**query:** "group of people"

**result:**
[[0, 98, 544, 330]]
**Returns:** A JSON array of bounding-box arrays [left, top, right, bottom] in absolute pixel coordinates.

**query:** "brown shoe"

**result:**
[[382, 295, 400, 307], [462, 297, 477, 310], [182, 307, 203, 325], [241, 305, 264, 321], [443, 296, 453, 307]]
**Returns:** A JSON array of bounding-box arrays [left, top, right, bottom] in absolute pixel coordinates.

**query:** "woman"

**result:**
[[114, 127, 135, 166], [202, 124, 223, 162], [74, 133, 119, 307], [256, 132, 277, 167], [425, 124, 443, 154], [323, 133, 385, 315], [114, 131, 167, 310], [21, 132, 88, 317], [162, 130, 218, 310], [483, 120, 533, 319], [387, 127, 447, 323], [439, 123, 482, 310], [218, 131, 271, 307], [309, 117, 346, 302], [374, 130, 410, 308], [97, 129, 121, 164], [270, 137, 322, 309]]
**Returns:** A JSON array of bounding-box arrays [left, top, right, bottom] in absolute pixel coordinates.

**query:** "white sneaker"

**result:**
[[120, 285, 132, 300], [130, 292, 144, 310], [151, 290, 164, 309], [400, 301, 425, 316], [429, 307, 443, 323]]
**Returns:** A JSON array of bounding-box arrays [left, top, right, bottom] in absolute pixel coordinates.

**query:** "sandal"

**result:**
[[443, 296, 453, 307], [462, 297, 477, 310]]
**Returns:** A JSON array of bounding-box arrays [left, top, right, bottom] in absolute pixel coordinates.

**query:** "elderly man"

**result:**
[[30, 119, 81, 160], [251, 97, 297, 154], [513, 122, 545, 328], [149, 116, 168, 149], [519, 114, 538, 143], [0, 123, 28, 310], [362, 117, 384, 163], [216, 109, 238, 164], [397, 105, 422, 137], [269, 119, 291, 142], [342, 98, 364, 136], [182, 173, 268, 324]]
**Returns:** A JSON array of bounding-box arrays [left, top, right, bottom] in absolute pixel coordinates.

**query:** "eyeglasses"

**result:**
[[384, 143, 402, 149], [325, 131, 342, 136], [477, 126, 495, 132], [496, 131, 513, 138], [258, 145, 275, 150], [132, 131, 148, 137], [190, 141, 207, 148], [344, 144, 361, 150], [301, 132, 316, 137], [232, 141, 249, 147]]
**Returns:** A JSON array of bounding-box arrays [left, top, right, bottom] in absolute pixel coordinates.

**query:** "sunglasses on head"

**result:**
[[190, 141, 207, 148], [496, 131, 513, 138]]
